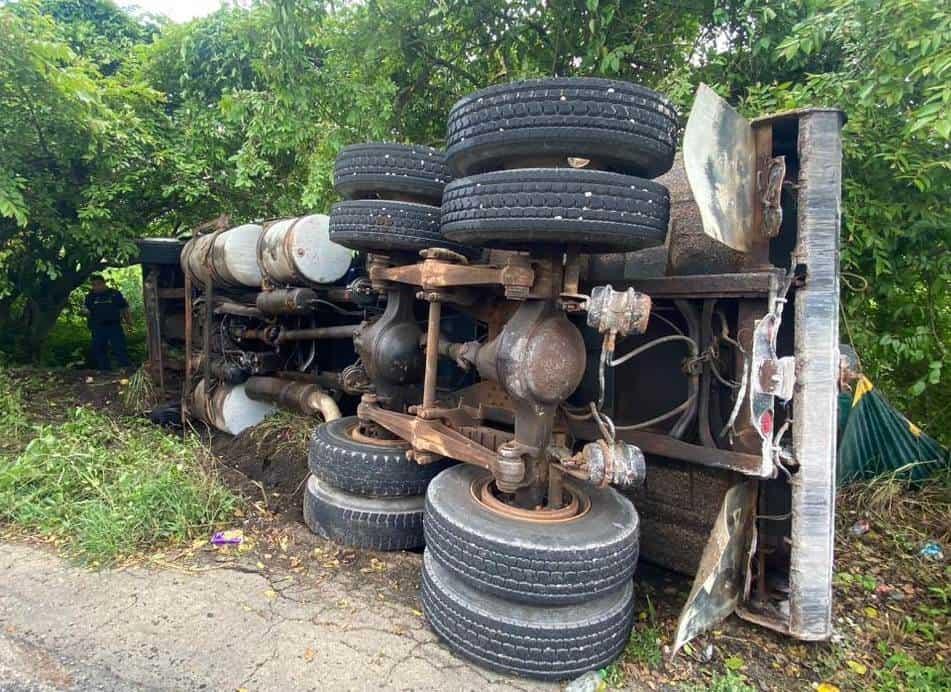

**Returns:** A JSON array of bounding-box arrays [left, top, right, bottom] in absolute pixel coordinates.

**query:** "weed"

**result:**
[[901, 616, 939, 643], [599, 593, 664, 687], [600, 663, 624, 688], [841, 468, 950, 542], [0, 406, 237, 564], [684, 671, 755, 692], [625, 623, 664, 668], [875, 649, 951, 691], [120, 366, 158, 414]]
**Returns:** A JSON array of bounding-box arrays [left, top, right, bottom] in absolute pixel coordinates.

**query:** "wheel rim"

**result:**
[[347, 421, 409, 448], [470, 475, 591, 523]]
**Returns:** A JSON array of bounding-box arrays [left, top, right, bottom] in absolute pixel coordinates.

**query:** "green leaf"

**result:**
[[725, 656, 745, 670]]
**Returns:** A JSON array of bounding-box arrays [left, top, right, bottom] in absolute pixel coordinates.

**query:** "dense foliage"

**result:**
[[0, 0, 947, 437]]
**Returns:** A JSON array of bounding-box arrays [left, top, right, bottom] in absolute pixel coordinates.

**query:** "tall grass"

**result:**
[[0, 377, 237, 564], [0, 372, 30, 453]]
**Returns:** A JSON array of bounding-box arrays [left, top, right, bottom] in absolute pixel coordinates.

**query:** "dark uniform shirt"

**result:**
[[85, 289, 128, 327]]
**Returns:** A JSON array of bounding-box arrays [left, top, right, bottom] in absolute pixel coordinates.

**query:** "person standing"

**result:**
[[85, 274, 132, 371]]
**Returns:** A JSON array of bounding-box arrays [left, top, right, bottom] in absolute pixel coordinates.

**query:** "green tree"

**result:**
[[1, 0, 945, 437], [0, 0, 170, 357]]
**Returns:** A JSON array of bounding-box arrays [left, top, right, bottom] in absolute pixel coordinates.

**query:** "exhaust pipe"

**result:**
[[244, 376, 341, 421]]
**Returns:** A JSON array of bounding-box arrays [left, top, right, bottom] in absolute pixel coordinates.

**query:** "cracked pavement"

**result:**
[[0, 542, 554, 691]]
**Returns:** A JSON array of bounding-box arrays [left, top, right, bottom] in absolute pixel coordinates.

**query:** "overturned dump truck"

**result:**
[[137, 79, 843, 681]]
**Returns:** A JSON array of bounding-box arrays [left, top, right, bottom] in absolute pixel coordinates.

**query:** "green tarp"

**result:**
[[838, 377, 948, 485]]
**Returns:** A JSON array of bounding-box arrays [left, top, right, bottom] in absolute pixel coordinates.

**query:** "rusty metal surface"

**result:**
[[762, 156, 787, 238], [245, 376, 340, 419], [358, 401, 499, 470], [473, 475, 587, 522], [142, 269, 165, 393], [275, 324, 361, 342], [751, 106, 846, 127], [255, 288, 318, 315], [660, 157, 748, 277], [371, 252, 541, 300], [567, 419, 768, 476], [586, 285, 652, 337], [421, 299, 442, 409]]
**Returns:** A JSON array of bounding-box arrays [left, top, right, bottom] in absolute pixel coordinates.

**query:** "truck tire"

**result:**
[[421, 550, 634, 680], [445, 78, 678, 178], [424, 464, 639, 605], [333, 143, 451, 204], [309, 417, 454, 497], [328, 200, 475, 257], [303, 475, 425, 550], [441, 168, 669, 251]]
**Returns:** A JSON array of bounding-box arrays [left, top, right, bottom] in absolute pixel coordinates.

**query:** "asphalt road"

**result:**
[[0, 542, 551, 691]]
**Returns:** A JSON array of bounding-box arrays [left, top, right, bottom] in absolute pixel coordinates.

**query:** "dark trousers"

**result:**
[[90, 322, 131, 370]]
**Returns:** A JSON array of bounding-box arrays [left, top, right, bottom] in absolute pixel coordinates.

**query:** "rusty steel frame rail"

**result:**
[[142, 268, 165, 394], [617, 270, 784, 299], [566, 420, 768, 476]]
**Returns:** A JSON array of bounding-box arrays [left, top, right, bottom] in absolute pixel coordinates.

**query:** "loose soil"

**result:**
[[3, 367, 948, 690]]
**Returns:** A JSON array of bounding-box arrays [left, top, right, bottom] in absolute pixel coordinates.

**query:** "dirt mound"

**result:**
[[209, 414, 314, 521]]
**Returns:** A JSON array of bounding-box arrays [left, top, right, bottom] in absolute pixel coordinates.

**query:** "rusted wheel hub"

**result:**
[[348, 420, 407, 447], [471, 475, 590, 523]]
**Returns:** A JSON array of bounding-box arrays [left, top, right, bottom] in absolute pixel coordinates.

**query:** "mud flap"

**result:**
[[672, 479, 758, 655], [683, 84, 757, 253]]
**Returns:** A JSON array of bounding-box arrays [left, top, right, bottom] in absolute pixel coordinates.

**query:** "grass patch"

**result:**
[[0, 372, 31, 453], [874, 647, 951, 690], [686, 671, 756, 692], [0, 397, 237, 565], [601, 594, 665, 686], [625, 624, 664, 668]]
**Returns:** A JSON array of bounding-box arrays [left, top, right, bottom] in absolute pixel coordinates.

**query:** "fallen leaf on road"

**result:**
[[847, 660, 868, 675], [724, 656, 745, 671]]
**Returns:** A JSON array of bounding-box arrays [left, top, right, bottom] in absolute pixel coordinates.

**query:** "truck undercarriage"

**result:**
[[137, 79, 843, 680]]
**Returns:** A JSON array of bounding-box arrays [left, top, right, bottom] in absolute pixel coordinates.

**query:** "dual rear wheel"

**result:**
[[303, 416, 451, 550], [420, 464, 640, 680]]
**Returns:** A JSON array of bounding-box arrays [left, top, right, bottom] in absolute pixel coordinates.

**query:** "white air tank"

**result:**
[[181, 223, 264, 288], [193, 380, 276, 435], [258, 214, 352, 286]]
